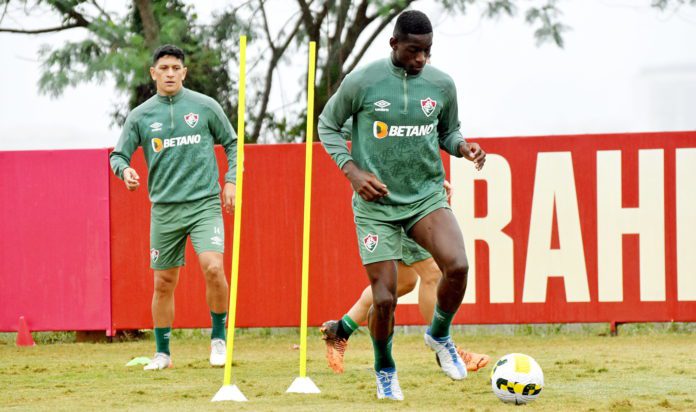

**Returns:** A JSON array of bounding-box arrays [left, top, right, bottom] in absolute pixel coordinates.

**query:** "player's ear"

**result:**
[[149, 66, 156, 81], [181, 66, 187, 81], [389, 37, 398, 51]]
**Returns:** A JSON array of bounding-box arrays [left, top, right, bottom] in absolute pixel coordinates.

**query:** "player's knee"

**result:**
[[443, 256, 468, 278], [398, 276, 418, 295], [420, 274, 439, 288], [153, 275, 176, 295], [203, 261, 225, 280], [454, 260, 469, 278], [419, 266, 441, 287], [372, 292, 397, 313], [441, 257, 469, 295]]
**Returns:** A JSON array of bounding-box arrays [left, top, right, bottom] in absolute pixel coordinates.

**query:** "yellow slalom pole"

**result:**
[[299, 40, 316, 379], [223, 34, 246, 386], [286, 41, 319, 394], [212, 36, 247, 403]]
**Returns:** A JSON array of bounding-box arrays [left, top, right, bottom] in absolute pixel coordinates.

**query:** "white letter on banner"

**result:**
[[597, 150, 665, 302], [522, 152, 589, 303], [677, 148, 696, 301], [451, 154, 514, 303]]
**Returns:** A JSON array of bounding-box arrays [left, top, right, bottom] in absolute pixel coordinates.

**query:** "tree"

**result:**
[[1, 0, 692, 142], [213, 0, 572, 142], [651, 0, 696, 10], [0, 0, 242, 130]]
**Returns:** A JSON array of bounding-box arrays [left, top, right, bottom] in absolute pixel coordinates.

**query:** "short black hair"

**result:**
[[393, 10, 432, 40], [152, 44, 185, 65]]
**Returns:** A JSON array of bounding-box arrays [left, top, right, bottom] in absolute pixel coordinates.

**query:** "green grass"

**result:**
[[1, 326, 695, 411]]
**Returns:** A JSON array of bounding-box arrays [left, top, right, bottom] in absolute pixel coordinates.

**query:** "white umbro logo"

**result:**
[[150, 122, 163, 132], [374, 100, 391, 112]]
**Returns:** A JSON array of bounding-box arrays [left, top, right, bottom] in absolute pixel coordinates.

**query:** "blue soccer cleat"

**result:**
[[424, 331, 467, 380], [375, 367, 404, 401]]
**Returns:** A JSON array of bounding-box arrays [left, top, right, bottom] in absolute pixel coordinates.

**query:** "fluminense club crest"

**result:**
[[420, 97, 437, 117], [184, 112, 199, 128], [363, 233, 379, 253], [150, 248, 160, 263]]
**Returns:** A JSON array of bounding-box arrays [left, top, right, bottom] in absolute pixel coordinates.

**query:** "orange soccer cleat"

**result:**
[[457, 347, 490, 372], [320, 320, 348, 374]]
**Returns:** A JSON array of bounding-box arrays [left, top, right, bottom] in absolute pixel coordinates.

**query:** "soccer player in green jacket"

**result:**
[[320, 121, 489, 376], [318, 11, 486, 400], [110, 45, 236, 371]]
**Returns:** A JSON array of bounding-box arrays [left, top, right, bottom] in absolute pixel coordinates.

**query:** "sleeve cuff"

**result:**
[[336, 154, 354, 170], [441, 136, 466, 158]]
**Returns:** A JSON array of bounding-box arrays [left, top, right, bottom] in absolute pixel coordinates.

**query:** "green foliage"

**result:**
[[262, 111, 308, 143], [525, 0, 569, 48], [483, 0, 516, 18], [652, 0, 696, 10], [28, 0, 239, 128], [3, 0, 694, 141], [373, 0, 410, 16]]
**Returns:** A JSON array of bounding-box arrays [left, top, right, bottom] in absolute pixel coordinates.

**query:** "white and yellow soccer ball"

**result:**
[[490, 353, 544, 404]]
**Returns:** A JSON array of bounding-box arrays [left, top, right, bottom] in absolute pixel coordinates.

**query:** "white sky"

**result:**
[[1, 0, 695, 151]]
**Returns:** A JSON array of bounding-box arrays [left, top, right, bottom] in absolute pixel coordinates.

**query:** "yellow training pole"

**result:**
[[212, 35, 247, 403], [286, 41, 319, 394], [299, 40, 316, 378]]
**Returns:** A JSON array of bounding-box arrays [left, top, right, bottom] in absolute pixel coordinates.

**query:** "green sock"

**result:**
[[210, 311, 227, 341], [371, 334, 395, 371], [340, 314, 359, 337], [154, 327, 171, 355], [429, 304, 456, 338]]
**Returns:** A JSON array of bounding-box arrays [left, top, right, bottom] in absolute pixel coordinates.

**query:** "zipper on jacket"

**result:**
[[401, 70, 408, 114], [169, 96, 174, 129]]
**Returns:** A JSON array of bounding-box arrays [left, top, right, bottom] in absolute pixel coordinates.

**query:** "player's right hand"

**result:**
[[342, 162, 388, 202], [123, 167, 140, 191]]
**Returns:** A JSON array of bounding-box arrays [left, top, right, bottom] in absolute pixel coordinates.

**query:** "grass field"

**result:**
[[1, 325, 695, 411]]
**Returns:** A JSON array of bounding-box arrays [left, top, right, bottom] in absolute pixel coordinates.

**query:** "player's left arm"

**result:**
[[437, 80, 485, 170], [209, 101, 238, 214]]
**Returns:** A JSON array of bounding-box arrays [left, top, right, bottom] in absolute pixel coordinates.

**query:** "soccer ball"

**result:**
[[490, 353, 544, 404]]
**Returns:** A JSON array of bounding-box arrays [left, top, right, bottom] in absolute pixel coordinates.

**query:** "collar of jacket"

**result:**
[[156, 87, 187, 104], [387, 57, 423, 79]]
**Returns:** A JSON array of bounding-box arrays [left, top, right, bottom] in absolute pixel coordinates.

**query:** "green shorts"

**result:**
[[401, 235, 431, 266], [150, 195, 224, 270], [354, 190, 448, 265]]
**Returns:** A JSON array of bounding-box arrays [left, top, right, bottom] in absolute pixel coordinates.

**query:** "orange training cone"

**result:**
[[16, 316, 36, 347]]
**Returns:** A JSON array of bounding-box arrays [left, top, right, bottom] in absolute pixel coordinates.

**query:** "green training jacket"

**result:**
[[318, 58, 466, 209], [110, 87, 237, 204]]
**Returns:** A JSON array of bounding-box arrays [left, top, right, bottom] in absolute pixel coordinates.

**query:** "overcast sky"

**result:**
[[1, 0, 695, 151]]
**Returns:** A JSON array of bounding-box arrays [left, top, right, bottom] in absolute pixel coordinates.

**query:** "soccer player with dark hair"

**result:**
[[318, 10, 486, 400], [110, 44, 237, 371]]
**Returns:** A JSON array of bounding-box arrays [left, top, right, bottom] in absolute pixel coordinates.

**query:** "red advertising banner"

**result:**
[[2, 132, 693, 333], [109, 133, 696, 331], [450, 132, 696, 324]]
